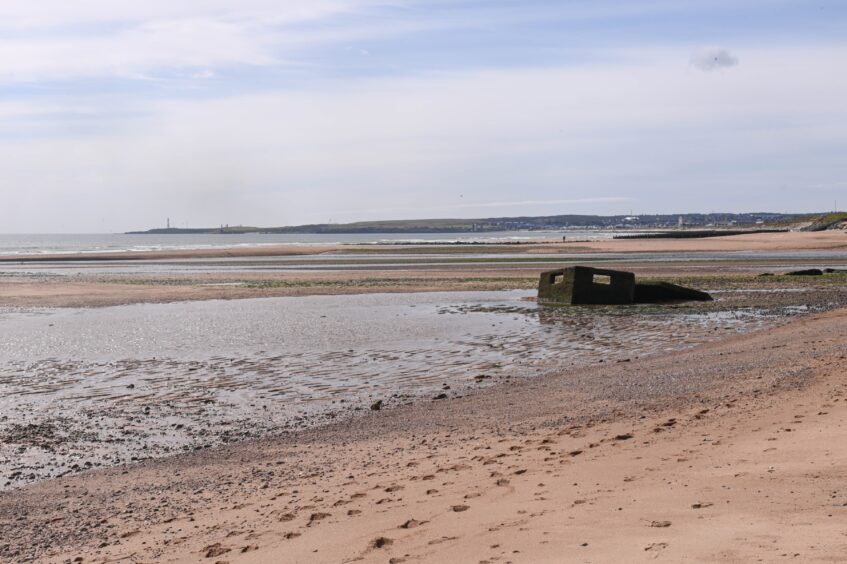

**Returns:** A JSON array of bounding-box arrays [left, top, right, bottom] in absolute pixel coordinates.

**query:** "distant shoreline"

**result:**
[[124, 211, 816, 235], [2, 230, 847, 263]]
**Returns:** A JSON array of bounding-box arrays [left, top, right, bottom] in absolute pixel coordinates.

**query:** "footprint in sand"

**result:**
[[645, 542, 669, 552], [203, 543, 231, 558], [307, 512, 331, 526], [371, 537, 393, 549], [274, 512, 296, 522], [428, 536, 458, 545]]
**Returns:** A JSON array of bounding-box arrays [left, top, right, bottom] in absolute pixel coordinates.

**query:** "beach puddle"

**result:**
[[0, 290, 819, 489]]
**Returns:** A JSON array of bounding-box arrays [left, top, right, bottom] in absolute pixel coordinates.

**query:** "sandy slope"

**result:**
[[2, 306, 846, 563]]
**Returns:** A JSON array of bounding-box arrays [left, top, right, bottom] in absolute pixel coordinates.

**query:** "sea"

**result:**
[[0, 231, 614, 256]]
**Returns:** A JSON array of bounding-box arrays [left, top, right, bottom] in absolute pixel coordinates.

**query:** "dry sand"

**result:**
[[2, 305, 846, 563]]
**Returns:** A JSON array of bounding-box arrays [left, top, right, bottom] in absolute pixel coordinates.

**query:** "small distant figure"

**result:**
[[562, 235, 567, 242]]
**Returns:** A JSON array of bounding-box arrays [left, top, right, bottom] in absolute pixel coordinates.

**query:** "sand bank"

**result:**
[[3, 250, 846, 309], [2, 305, 846, 562], [1, 231, 845, 264], [0, 244, 343, 263], [556, 230, 847, 253]]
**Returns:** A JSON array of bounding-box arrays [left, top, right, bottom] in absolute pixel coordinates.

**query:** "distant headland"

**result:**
[[127, 212, 843, 235]]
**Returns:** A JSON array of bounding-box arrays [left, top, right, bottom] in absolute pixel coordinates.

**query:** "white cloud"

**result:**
[[0, 19, 278, 81], [0, 1, 380, 29], [0, 1, 399, 81], [690, 47, 739, 71]]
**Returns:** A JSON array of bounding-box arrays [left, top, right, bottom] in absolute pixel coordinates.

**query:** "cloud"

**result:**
[[0, 1, 381, 29], [690, 47, 739, 71], [2, 43, 845, 231], [0, 18, 277, 81], [0, 1, 401, 81]]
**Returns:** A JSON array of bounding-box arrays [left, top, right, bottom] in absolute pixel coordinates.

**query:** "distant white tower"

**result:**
[[678, 216, 684, 229]]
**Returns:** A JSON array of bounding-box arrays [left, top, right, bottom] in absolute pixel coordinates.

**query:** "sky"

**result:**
[[1, 1, 845, 232]]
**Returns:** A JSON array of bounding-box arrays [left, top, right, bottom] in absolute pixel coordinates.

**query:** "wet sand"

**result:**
[[2, 304, 846, 562], [5, 287, 836, 489]]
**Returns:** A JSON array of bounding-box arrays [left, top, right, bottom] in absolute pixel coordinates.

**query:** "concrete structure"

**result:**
[[538, 266, 712, 305], [538, 266, 635, 305]]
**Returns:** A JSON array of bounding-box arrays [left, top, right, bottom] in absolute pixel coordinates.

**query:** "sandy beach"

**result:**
[[1, 232, 847, 563]]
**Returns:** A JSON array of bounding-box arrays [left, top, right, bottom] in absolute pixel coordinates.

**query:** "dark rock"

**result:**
[[370, 400, 383, 411], [633, 282, 712, 303], [785, 269, 823, 276]]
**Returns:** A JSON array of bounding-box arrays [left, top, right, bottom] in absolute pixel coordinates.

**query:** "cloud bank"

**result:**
[[691, 47, 740, 71]]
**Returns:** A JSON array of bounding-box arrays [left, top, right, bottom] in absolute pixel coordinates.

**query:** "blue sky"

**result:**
[[1, 0, 845, 232]]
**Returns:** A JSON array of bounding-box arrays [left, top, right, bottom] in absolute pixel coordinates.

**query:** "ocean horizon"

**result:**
[[0, 230, 618, 256]]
